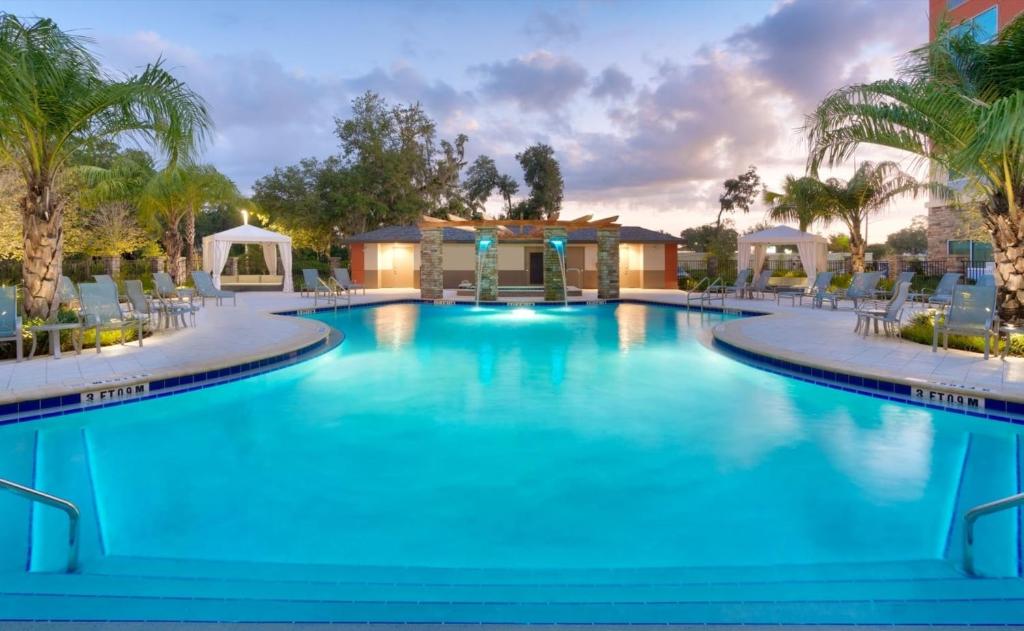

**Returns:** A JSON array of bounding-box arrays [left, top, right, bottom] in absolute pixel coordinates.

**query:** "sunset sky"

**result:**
[[9, 0, 929, 239]]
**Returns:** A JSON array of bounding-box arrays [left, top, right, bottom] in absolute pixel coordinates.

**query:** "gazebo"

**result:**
[[201, 224, 294, 292], [737, 225, 828, 279]]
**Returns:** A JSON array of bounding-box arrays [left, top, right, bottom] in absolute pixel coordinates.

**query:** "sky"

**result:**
[[9, 0, 930, 240]]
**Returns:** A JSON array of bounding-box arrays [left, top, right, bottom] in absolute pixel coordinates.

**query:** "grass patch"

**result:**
[[900, 312, 1017, 356]]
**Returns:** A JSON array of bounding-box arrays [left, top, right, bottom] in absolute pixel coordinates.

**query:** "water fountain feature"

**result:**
[[548, 237, 569, 307], [474, 237, 492, 307]]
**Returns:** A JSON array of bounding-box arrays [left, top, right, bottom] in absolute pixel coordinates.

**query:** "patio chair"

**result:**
[[779, 272, 833, 308], [191, 271, 236, 306], [126, 279, 193, 329], [0, 286, 23, 362], [976, 274, 996, 287], [709, 268, 751, 299], [331, 267, 366, 295], [153, 272, 193, 302], [748, 270, 774, 299], [78, 282, 147, 352], [302, 269, 341, 306], [912, 272, 961, 306], [837, 271, 884, 309], [932, 284, 998, 359], [855, 281, 911, 337]]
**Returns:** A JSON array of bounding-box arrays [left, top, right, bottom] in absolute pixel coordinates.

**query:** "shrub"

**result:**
[[900, 312, 1018, 356]]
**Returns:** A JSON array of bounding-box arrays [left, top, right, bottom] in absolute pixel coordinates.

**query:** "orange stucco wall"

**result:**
[[663, 244, 678, 289], [350, 243, 365, 284], [930, 0, 1024, 38]]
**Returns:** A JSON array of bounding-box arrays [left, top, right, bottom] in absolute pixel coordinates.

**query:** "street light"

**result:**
[[241, 209, 249, 225]]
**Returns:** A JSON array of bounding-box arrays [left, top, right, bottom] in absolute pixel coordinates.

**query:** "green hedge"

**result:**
[[900, 312, 1018, 356]]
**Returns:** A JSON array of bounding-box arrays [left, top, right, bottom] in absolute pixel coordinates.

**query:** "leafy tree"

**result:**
[[464, 155, 499, 217], [763, 175, 831, 232], [0, 165, 22, 260], [681, 223, 738, 253], [253, 157, 350, 258], [886, 216, 928, 254], [829, 233, 851, 253], [715, 166, 762, 231], [866, 243, 892, 259], [72, 202, 150, 258], [805, 15, 1024, 318], [0, 14, 210, 317], [515, 143, 563, 219]]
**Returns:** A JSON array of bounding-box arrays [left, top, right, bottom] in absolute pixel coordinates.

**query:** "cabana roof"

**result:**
[[737, 225, 828, 246]]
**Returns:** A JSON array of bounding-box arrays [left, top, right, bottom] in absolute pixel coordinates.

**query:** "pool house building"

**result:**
[[344, 220, 683, 296]]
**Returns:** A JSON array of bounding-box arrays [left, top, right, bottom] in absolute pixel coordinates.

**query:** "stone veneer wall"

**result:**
[[597, 228, 620, 299], [543, 227, 568, 301], [927, 205, 962, 260], [476, 227, 498, 301], [420, 227, 444, 299]]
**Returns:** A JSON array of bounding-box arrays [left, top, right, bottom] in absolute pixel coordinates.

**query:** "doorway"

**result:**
[[528, 252, 544, 285]]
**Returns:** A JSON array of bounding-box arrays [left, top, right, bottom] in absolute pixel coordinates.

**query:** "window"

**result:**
[[948, 239, 994, 262], [951, 6, 999, 41], [947, 0, 968, 8]]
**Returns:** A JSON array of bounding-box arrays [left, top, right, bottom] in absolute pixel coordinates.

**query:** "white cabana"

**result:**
[[737, 225, 829, 280], [202, 224, 293, 292]]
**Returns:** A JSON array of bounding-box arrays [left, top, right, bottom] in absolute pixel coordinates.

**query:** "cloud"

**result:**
[[346, 65, 475, 122], [523, 9, 581, 44], [590, 65, 634, 101], [472, 51, 588, 111], [728, 0, 922, 106]]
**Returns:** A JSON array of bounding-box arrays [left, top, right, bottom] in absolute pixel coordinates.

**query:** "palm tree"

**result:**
[[139, 164, 239, 283], [495, 174, 519, 217], [763, 175, 832, 232], [805, 16, 1024, 317], [0, 14, 211, 317], [819, 161, 922, 273]]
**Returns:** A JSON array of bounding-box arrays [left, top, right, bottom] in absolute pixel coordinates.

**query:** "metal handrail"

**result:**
[[685, 277, 713, 307], [0, 477, 80, 573], [963, 491, 1024, 576]]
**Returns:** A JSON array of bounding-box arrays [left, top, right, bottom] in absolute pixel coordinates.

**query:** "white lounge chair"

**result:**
[[0, 286, 23, 362]]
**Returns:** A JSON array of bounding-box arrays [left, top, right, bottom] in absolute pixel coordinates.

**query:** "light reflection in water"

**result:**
[[615, 304, 647, 351], [373, 303, 419, 349]]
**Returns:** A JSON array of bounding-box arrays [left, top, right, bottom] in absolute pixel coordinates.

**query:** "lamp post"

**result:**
[[241, 209, 249, 225]]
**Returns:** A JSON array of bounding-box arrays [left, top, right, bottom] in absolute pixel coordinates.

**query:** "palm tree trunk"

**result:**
[[849, 229, 866, 273], [162, 224, 184, 285], [988, 212, 1024, 321], [21, 179, 64, 319], [185, 205, 196, 273]]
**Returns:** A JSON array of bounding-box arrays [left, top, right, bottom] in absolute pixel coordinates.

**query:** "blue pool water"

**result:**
[[1, 302, 1022, 624]]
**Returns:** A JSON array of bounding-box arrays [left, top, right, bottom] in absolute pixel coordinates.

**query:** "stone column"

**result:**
[[543, 227, 568, 301], [885, 254, 901, 280], [420, 227, 444, 299], [149, 256, 165, 273], [103, 256, 121, 279], [597, 227, 620, 300], [227, 256, 239, 276], [476, 227, 498, 301]]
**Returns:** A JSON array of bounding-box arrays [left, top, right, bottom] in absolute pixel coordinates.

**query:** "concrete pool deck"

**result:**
[[0, 288, 1020, 409]]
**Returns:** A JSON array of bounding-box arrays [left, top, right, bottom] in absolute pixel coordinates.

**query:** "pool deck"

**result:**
[[0, 288, 1020, 408]]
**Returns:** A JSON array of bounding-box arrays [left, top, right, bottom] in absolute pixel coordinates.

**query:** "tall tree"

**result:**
[[516, 143, 563, 219], [805, 15, 1024, 318], [819, 161, 921, 272], [762, 175, 831, 232], [463, 155, 499, 216], [139, 164, 238, 282], [886, 216, 928, 254], [0, 14, 210, 317], [715, 166, 762, 231], [495, 174, 520, 217]]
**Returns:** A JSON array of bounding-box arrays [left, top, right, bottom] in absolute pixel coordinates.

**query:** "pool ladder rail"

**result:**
[[685, 276, 726, 311], [962, 491, 1024, 576], [0, 477, 79, 573]]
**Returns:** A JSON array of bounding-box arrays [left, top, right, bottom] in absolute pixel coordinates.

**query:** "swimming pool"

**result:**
[[0, 302, 1022, 624]]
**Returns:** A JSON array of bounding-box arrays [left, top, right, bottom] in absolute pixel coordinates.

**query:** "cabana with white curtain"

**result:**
[[737, 225, 828, 279], [201, 224, 294, 292]]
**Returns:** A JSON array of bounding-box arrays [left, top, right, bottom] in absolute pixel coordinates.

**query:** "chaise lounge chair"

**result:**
[[834, 271, 884, 309], [709, 268, 751, 299], [0, 286, 23, 362], [933, 284, 998, 359], [302, 269, 343, 307], [126, 279, 194, 329], [748, 270, 775, 300], [778, 272, 834, 308], [191, 271, 236, 306], [912, 272, 961, 307], [331, 268, 366, 296], [78, 282, 147, 352], [855, 281, 911, 336]]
